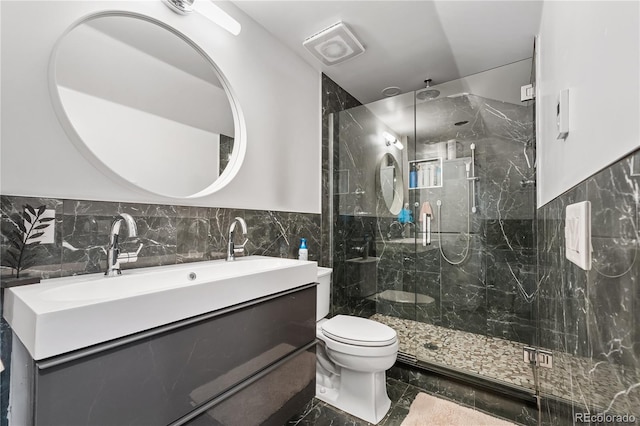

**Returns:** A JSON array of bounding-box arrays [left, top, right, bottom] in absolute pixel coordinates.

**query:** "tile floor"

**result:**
[[287, 313, 638, 425], [286, 377, 524, 426]]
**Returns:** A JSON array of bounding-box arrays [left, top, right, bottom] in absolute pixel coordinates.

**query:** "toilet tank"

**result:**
[[316, 267, 332, 321]]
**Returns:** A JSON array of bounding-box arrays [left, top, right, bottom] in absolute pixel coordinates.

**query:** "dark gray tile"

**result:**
[[395, 384, 422, 411], [379, 404, 409, 426], [472, 387, 537, 425], [386, 378, 409, 404], [293, 401, 370, 426], [285, 397, 322, 425]]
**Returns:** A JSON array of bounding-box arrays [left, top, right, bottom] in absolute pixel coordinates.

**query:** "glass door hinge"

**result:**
[[523, 346, 553, 368], [521, 84, 535, 102]]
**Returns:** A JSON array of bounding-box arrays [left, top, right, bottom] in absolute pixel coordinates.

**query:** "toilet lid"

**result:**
[[321, 315, 397, 347]]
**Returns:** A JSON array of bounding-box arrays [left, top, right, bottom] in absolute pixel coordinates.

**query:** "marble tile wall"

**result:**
[[536, 150, 640, 419], [322, 74, 387, 318], [332, 214, 378, 318], [321, 74, 362, 270], [334, 102, 405, 219], [0, 195, 320, 426], [0, 196, 321, 280]]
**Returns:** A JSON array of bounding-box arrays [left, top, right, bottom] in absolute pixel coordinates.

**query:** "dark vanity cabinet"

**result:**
[[12, 284, 317, 426]]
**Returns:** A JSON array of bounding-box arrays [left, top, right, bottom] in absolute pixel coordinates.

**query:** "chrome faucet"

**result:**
[[227, 217, 248, 261], [105, 213, 143, 277]]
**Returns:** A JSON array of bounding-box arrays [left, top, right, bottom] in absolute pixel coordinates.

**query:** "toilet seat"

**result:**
[[321, 315, 397, 347]]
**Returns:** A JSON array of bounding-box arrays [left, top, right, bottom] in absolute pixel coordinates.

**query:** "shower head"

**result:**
[[417, 89, 440, 101], [416, 79, 440, 101]]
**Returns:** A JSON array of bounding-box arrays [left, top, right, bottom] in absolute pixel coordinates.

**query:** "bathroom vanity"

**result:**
[[4, 256, 317, 425]]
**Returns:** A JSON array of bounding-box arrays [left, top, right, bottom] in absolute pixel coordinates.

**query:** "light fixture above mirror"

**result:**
[[163, 0, 195, 15], [383, 131, 404, 150], [163, 0, 241, 35]]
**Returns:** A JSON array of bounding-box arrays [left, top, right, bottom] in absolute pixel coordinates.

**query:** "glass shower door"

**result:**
[[412, 88, 537, 390], [330, 77, 538, 393]]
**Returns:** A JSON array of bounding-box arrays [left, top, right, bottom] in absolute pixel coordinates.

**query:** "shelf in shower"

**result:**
[[409, 157, 443, 189], [367, 290, 435, 305]]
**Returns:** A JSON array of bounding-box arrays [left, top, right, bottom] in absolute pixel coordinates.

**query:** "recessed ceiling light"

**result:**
[[382, 87, 401, 97], [303, 22, 365, 66]]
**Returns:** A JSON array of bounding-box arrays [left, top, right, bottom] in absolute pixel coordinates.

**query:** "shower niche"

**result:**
[[409, 158, 442, 189]]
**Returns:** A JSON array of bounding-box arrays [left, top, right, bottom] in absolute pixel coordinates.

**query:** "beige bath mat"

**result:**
[[401, 392, 516, 426]]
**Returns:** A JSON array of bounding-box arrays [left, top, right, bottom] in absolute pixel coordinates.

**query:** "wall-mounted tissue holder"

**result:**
[[565, 201, 591, 270]]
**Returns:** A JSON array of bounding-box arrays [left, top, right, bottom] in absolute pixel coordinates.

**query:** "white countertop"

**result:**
[[4, 256, 317, 360]]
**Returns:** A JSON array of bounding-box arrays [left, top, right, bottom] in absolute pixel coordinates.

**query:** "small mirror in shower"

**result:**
[[378, 153, 404, 215]]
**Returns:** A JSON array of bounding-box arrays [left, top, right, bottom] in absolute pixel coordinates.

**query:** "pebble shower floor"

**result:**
[[370, 314, 640, 417]]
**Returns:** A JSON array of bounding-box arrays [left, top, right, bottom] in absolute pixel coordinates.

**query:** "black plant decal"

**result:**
[[2, 205, 54, 278]]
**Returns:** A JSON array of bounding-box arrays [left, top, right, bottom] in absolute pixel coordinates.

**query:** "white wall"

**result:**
[[0, 1, 321, 213], [536, 1, 639, 206]]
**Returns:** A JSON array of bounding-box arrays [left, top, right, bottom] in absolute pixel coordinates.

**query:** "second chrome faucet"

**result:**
[[105, 213, 143, 276], [227, 217, 248, 261]]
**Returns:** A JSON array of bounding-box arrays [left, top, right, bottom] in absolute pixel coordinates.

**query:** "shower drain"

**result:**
[[423, 342, 439, 351]]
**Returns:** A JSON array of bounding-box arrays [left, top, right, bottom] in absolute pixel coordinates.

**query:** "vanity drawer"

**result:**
[[181, 345, 316, 426], [33, 285, 316, 426]]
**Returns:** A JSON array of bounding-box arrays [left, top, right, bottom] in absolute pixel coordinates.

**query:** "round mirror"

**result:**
[[378, 153, 404, 215], [50, 13, 243, 198]]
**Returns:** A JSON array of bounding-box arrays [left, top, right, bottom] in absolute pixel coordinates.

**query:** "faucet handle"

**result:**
[[118, 243, 144, 264], [233, 238, 248, 254]]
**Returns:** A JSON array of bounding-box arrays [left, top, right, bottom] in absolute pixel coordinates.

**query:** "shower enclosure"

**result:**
[[330, 63, 539, 395]]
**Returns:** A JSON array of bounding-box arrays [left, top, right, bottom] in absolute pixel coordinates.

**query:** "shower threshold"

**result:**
[[398, 349, 538, 404]]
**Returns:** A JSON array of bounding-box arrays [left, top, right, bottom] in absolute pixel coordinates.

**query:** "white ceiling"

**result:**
[[232, 0, 544, 104]]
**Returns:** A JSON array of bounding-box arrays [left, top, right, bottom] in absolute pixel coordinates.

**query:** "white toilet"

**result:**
[[315, 267, 398, 424]]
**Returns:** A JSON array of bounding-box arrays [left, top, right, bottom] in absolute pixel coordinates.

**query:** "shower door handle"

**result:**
[[423, 213, 431, 246]]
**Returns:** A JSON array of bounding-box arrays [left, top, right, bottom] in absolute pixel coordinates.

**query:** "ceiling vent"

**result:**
[[303, 22, 365, 66]]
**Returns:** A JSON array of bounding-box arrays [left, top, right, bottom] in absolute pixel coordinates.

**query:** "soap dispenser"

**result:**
[[298, 238, 308, 261]]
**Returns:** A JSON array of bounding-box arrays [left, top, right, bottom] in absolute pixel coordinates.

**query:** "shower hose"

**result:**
[[436, 179, 471, 265]]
